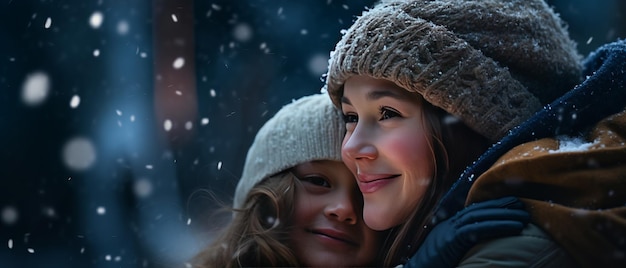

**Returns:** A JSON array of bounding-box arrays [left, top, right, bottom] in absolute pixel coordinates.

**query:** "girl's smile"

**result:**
[[290, 160, 384, 266]]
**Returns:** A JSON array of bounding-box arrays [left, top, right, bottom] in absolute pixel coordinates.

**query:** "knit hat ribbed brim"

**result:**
[[324, 0, 583, 141], [233, 93, 345, 209]]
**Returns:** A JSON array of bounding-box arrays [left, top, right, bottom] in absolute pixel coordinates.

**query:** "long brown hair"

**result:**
[[380, 96, 491, 266], [191, 172, 299, 268]]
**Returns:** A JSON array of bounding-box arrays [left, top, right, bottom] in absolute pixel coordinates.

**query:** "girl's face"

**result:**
[[340, 75, 435, 231], [290, 160, 384, 267]]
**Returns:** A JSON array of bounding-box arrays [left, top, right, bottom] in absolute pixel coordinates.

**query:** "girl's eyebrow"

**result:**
[[341, 96, 352, 105]]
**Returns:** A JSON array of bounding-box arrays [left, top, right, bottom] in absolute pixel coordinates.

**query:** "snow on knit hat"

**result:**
[[324, 0, 583, 141], [233, 93, 345, 209]]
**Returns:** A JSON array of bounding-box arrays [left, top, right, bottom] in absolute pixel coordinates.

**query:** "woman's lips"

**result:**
[[357, 174, 399, 194]]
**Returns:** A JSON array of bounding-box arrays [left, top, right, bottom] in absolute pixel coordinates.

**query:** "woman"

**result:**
[[324, 0, 626, 267]]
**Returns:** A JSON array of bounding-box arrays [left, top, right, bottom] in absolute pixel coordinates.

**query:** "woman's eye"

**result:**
[[301, 176, 330, 188], [343, 113, 358, 123], [380, 107, 401, 120]]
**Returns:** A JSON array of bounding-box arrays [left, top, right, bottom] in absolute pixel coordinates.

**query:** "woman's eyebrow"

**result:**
[[342, 88, 404, 105], [367, 89, 403, 101]]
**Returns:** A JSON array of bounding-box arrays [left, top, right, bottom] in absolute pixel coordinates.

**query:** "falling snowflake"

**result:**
[[117, 20, 129, 35], [173, 57, 185, 69], [308, 53, 329, 76], [233, 23, 253, 42], [164, 119, 173, 131], [70, 95, 80, 108], [133, 178, 153, 198], [96, 206, 106, 215], [89, 11, 104, 29], [62, 137, 97, 171], [21, 71, 50, 106]]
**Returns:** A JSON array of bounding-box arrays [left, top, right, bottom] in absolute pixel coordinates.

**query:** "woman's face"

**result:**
[[290, 160, 384, 267], [340, 75, 435, 231]]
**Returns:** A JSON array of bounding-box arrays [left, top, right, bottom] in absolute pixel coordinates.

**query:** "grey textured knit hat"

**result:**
[[324, 0, 583, 141], [233, 93, 345, 209]]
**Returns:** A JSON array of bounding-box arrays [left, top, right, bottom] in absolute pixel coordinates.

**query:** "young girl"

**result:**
[[325, 0, 626, 267], [192, 93, 387, 267]]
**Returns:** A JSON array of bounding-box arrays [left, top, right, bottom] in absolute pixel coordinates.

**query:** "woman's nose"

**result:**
[[342, 124, 377, 161]]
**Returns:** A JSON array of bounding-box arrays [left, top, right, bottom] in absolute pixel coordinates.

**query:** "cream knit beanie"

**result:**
[[233, 93, 345, 209], [325, 0, 583, 141]]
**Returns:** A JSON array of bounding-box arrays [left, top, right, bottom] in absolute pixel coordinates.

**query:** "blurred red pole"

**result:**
[[153, 0, 198, 147]]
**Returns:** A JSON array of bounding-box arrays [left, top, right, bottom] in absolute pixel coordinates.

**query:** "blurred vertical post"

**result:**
[[153, 0, 198, 147]]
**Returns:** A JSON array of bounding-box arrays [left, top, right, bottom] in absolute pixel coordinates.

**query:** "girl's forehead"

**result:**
[[293, 160, 350, 175]]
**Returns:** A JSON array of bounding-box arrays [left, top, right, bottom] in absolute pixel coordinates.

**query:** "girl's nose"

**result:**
[[324, 192, 357, 225]]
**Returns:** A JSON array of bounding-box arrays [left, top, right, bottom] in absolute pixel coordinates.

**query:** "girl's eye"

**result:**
[[343, 113, 358, 123], [301, 176, 331, 188], [380, 107, 401, 120]]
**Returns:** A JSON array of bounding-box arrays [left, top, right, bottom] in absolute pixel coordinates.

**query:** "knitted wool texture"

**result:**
[[325, 0, 583, 141], [233, 94, 345, 209]]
